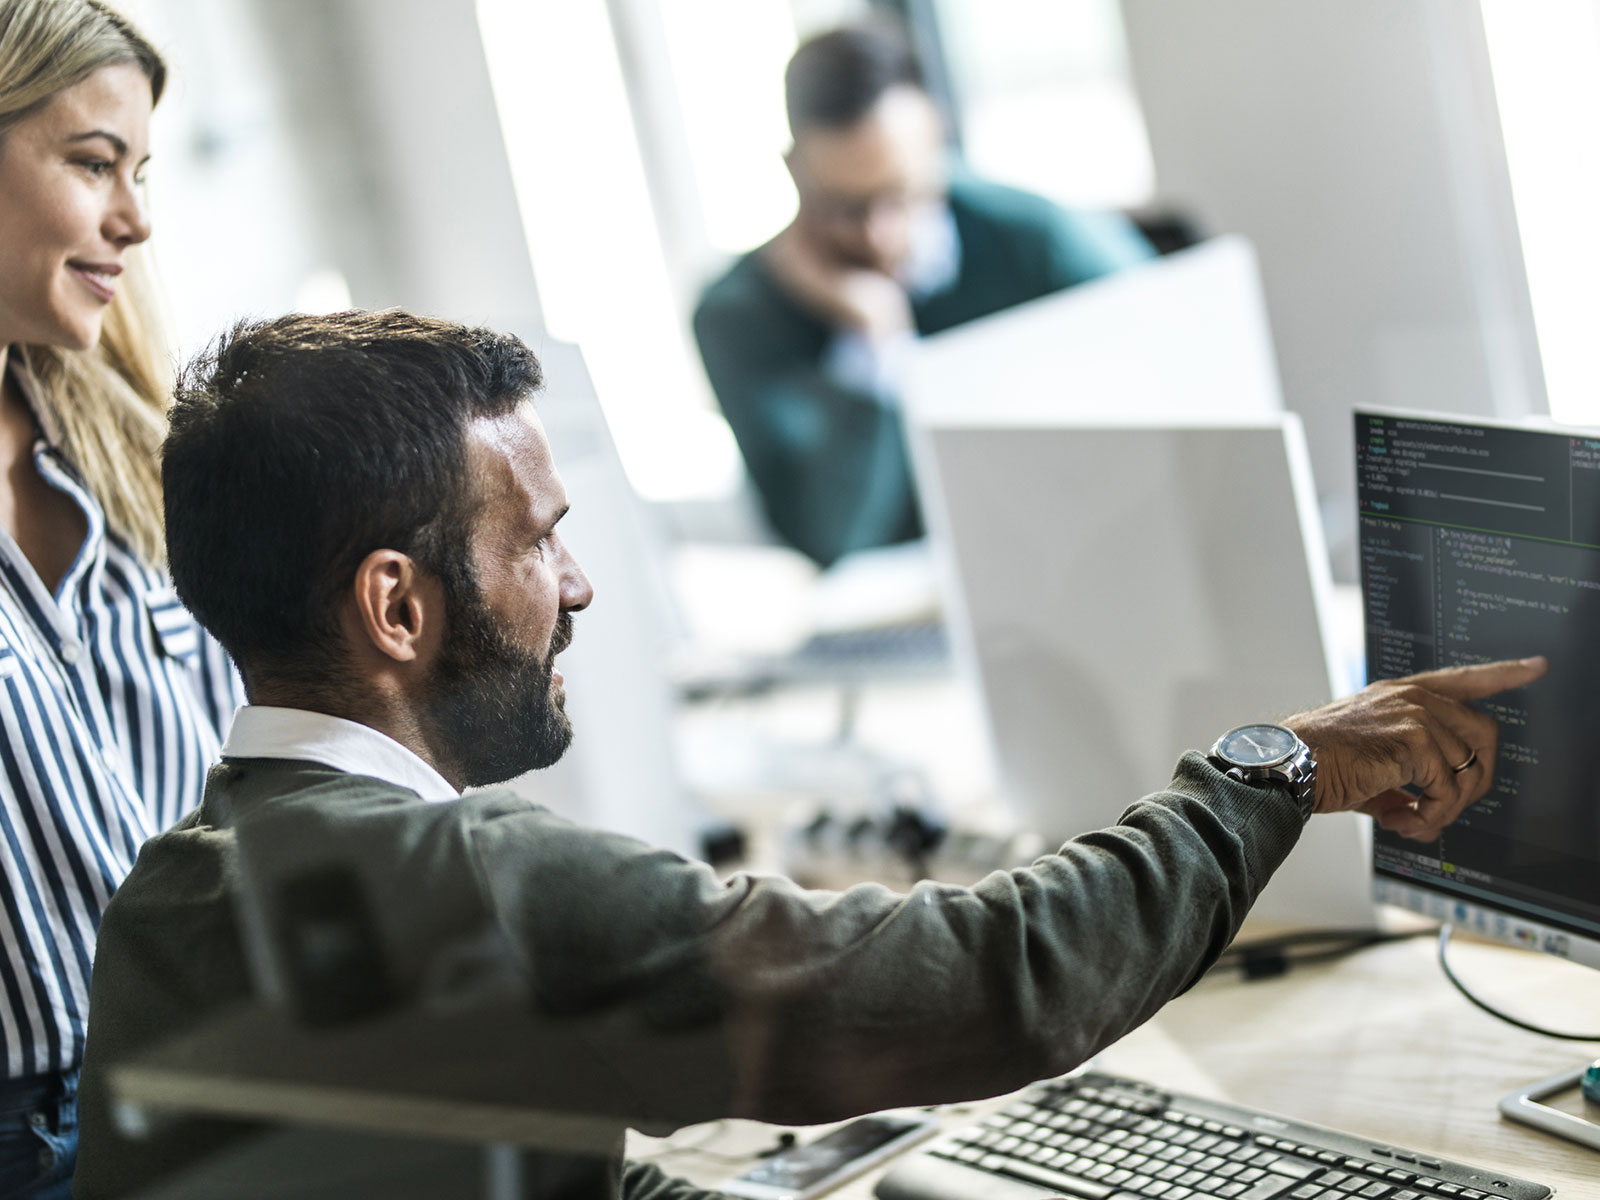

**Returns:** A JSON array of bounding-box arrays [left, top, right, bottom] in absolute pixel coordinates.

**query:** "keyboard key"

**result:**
[[987, 1155, 1116, 1199], [1239, 1175, 1307, 1200], [1273, 1159, 1325, 1181]]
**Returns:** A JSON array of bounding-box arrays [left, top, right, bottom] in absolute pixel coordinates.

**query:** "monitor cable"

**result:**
[[1210, 927, 1424, 981], [1437, 924, 1600, 1041]]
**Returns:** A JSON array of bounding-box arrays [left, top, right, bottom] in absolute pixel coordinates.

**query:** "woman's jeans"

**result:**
[[0, 1069, 77, 1199]]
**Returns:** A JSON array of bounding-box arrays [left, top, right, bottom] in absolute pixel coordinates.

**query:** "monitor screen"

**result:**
[[1357, 409, 1600, 970]]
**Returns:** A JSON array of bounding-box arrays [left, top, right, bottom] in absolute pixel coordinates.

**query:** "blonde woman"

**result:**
[[0, 2, 239, 1194]]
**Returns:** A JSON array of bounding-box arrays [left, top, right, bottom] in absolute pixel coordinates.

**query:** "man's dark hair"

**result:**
[[163, 310, 542, 697], [784, 21, 923, 140]]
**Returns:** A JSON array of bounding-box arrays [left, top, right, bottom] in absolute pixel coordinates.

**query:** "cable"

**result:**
[[1437, 924, 1600, 1042], [1210, 927, 1424, 981]]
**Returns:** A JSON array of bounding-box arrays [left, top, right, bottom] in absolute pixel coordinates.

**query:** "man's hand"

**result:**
[[763, 223, 913, 340], [1284, 657, 1547, 841]]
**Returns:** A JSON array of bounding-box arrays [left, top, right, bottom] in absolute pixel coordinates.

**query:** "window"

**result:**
[[1479, 0, 1600, 424], [932, 0, 1154, 209], [478, 0, 741, 501]]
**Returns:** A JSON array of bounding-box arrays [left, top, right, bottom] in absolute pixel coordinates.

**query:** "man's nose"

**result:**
[[557, 541, 593, 612]]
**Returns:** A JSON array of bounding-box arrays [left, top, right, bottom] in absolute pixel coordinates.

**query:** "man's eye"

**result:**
[[76, 159, 114, 177]]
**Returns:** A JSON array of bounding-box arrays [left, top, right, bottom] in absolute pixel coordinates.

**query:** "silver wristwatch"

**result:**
[[1207, 724, 1317, 818]]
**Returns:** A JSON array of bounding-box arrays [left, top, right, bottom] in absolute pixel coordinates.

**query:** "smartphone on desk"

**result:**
[[720, 1112, 940, 1200]]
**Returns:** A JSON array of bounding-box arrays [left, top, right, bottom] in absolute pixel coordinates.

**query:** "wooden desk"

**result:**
[[111, 930, 1599, 1196], [632, 933, 1600, 1196]]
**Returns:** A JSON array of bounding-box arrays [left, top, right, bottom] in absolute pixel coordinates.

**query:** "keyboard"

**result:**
[[790, 620, 950, 675], [874, 1072, 1553, 1200]]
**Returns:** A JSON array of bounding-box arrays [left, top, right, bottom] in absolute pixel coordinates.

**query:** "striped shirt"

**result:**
[[0, 368, 240, 1078]]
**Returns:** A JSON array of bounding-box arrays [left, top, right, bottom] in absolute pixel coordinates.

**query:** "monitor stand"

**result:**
[[1500, 1063, 1600, 1152]]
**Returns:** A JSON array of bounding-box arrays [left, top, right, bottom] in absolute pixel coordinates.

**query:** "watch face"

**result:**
[[1217, 724, 1298, 768]]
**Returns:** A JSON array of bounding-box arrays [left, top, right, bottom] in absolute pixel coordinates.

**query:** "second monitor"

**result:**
[[910, 414, 1372, 929]]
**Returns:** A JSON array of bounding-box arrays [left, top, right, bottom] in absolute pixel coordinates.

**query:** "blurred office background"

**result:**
[[107, 0, 1600, 865]]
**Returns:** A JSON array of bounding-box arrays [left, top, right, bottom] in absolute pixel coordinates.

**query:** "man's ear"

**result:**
[[350, 550, 440, 664]]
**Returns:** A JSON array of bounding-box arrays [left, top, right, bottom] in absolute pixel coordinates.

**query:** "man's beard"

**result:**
[[420, 589, 574, 789]]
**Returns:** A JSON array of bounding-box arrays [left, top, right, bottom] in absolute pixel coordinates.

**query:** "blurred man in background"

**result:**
[[693, 22, 1154, 566]]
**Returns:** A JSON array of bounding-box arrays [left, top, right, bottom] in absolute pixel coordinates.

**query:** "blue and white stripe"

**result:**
[[0, 441, 239, 1078]]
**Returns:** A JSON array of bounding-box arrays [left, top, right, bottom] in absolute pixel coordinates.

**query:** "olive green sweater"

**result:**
[[76, 751, 1305, 1199]]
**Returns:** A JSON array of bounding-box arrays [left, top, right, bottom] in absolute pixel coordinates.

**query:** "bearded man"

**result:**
[[74, 310, 1543, 1199]]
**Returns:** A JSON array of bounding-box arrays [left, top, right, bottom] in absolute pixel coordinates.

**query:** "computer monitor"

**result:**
[[910, 413, 1374, 930], [902, 235, 1284, 427], [1357, 408, 1600, 968], [1357, 407, 1600, 1149]]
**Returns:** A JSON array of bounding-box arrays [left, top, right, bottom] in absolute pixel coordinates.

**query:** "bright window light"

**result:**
[[1480, 0, 1600, 424], [293, 268, 353, 315], [657, 0, 798, 254], [476, 0, 742, 501], [936, 0, 1154, 209]]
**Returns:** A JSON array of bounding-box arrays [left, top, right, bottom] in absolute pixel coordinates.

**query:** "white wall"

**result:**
[[118, 0, 341, 356], [1120, 0, 1545, 577], [324, 0, 544, 326], [122, 0, 544, 356]]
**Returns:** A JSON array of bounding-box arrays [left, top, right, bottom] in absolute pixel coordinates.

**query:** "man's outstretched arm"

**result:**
[[469, 658, 1545, 1128]]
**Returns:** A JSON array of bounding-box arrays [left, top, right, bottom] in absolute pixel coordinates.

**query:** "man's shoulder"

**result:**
[[945, 173, 1153, 288], [217, 757, 441, 813], [947, 173, 1072, 237], [693, 247, 787, 329]]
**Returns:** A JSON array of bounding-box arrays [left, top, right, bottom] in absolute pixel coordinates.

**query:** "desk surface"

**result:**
[[631, 932, 1600, 1196]]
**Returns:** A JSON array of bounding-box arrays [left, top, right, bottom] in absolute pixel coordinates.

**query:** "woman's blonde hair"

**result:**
[[1, 0, 170, 566]]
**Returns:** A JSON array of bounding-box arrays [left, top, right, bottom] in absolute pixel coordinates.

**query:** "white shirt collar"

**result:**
[[221, 705, 458, 801]]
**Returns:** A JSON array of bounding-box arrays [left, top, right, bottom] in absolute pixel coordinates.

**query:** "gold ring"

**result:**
[[1451, 750, 1478, 774]]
